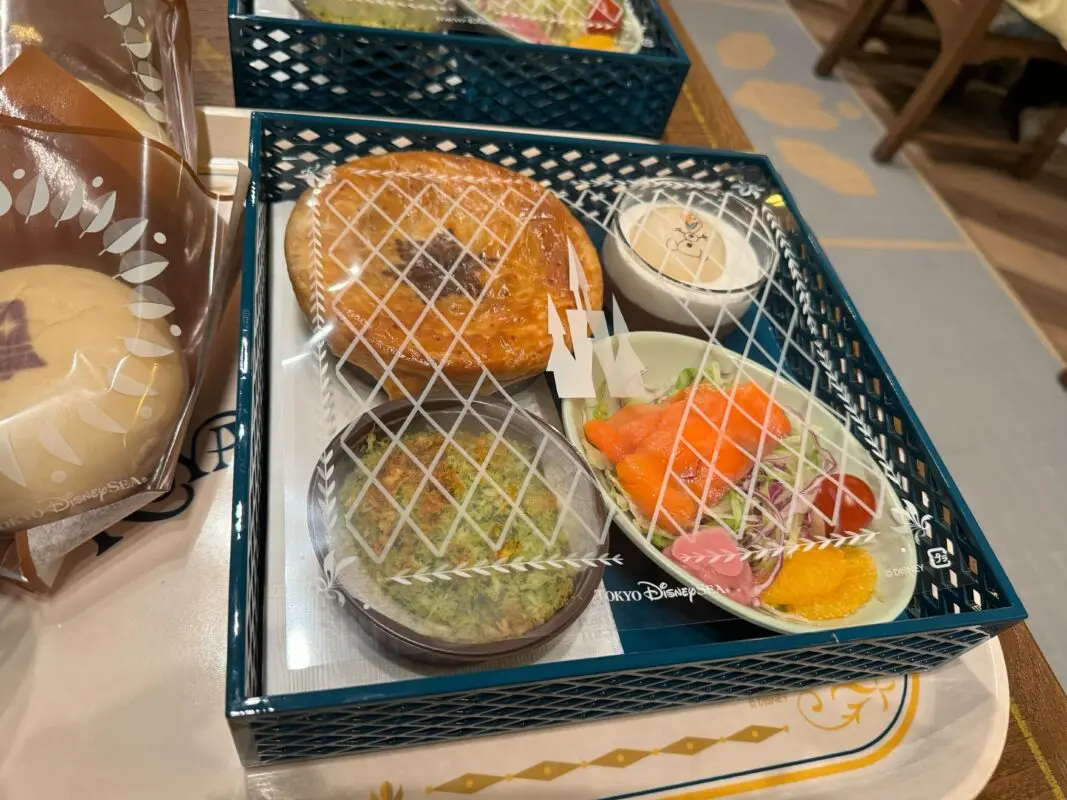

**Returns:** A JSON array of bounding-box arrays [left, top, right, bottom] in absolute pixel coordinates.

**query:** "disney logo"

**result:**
[[126, 410, 237, 522], [638, 580, 734, 602], [90, 410, 237, 556], [598, 581, 732, 604]]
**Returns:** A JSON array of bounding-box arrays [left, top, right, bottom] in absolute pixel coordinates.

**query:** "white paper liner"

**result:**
[[252, 0, 302, 18], [264, 201, 623, 694]]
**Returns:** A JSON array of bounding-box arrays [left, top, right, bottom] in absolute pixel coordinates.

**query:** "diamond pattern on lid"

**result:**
[[307, 170, 609, 567], [240, 119, 1009, 766]]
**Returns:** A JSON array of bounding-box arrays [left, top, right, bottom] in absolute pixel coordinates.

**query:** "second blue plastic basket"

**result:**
[[227, 0, 690, 139]]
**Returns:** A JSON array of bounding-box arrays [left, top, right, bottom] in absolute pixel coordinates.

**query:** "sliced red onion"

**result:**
[[805, 509, 829, 540], [752, 552, 784, 597], [761, 455, 794, 471], [751, 520, 788, 597], [766, 481, 787, 507]]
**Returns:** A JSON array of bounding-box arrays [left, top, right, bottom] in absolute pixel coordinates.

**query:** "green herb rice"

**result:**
[[337, 428, 577, 644]]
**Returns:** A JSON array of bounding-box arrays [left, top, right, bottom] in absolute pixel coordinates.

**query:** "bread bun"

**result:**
[[79, 81, 170, 146], [0, 265, 186, 531]]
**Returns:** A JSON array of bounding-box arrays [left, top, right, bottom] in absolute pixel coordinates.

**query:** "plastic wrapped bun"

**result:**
[[0, 265, 187, 530], [0, 114, 247, 589], [0, 0, 196, 163], [79, 81, 171, 145]]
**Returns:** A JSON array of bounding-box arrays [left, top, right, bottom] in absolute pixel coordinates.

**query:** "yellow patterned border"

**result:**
[[371, 783, 404, 800], [797, 679, 897, 731], [425, 724, 787, 794], [663, 676, 920, 799]]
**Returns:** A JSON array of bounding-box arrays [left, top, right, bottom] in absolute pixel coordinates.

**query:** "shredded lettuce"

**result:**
[[582, 362, 836, 559], [651, 531, 675, 550], [674, 367, 698, 391], [704, 362, 725, 386]]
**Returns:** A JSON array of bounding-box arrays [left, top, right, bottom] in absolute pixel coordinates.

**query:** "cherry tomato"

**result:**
[[587, 0, 623, 35], [813, 474, 876, 533]]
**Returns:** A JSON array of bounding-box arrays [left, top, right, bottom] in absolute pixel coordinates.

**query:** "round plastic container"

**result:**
[[306, 396, 609, 664], [602, 178, 777, 329]]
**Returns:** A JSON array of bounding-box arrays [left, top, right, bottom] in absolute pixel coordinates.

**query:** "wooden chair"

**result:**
[[816, 0, 1067, 177]]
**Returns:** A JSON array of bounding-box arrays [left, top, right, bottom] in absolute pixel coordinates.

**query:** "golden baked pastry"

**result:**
[[285, 152, 603, 397]]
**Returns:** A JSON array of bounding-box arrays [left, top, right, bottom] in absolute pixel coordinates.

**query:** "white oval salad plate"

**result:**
[[560, 331, 918, 635]]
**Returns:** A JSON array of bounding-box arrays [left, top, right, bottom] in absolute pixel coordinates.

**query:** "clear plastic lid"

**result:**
[[261, 148, 941, 694], [280, 0, 650, 52], [0, 114, 245, 559]]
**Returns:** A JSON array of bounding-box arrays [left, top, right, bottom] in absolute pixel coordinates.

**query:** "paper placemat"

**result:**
[[252, 0, 301, 19], [264, 200, 623, 694]]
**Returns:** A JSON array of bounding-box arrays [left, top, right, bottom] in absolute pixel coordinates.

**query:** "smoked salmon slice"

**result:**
[[583, 403, 664, 464], [687, 438, 754, 507], [616, 451, 698, 536], [721, 382, 792, 456], [671, 383, 729, 424], [608, 403, 663, 451], [584, 379, 794, 536], [583, 419, 629, 464]]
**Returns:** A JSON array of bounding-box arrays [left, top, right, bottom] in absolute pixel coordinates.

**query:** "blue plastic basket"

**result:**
[[226, 110, 1026, 766], [227, 0, 689, 139]]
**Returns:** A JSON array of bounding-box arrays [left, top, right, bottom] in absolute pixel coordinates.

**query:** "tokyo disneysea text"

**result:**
[[595, 580, 738, 603]]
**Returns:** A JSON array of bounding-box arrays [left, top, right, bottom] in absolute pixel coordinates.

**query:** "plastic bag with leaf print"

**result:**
[[0, 0, 197, 165], [0, 115, 249, 592]]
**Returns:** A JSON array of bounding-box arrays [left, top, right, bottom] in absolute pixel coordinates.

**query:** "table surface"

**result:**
[[187, 2, 1067, 796]]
